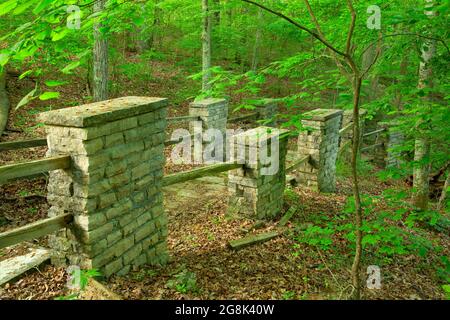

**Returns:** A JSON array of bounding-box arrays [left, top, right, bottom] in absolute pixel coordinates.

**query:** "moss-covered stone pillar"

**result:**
[[255, 99, 278, 127], [296, 109, 343, 193], [39, 97, 169, 277], [228, 126, 288, 220], [189, 98, 228, 163], [374, 121, 404, 168]]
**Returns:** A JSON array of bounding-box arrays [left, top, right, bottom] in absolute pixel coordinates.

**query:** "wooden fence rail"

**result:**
[[167, 115, 201, 123], [0, 138, 47, 151], [163, 162, 242, 187], [363, 128, 386, 138], [0, 213, 73, 250], [0, 155, 71, 185], [228, 112, 260, 123], [286, 155, 310, 173], [361, 143, 384, 153], [339, 123, 353, 136]]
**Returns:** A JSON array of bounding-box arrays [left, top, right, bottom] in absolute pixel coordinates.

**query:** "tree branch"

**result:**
[[303, 0, 351, 81], [361, 32, 383, 78], [345, 0, 356, 55], [240, 0, 348, 58]]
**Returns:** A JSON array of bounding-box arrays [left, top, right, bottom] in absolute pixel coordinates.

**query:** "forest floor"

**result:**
[[1, 168, 448, 300], [0, 56, 448, 300]]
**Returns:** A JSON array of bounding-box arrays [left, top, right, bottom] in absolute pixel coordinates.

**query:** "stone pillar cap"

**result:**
[[255, 98, 277, 106], [233, 126, 289, 146], [190, 98, 228, 108], [302, 109, 343, 121], [343, 108, 368, 116], [38, 96, 168, 128]]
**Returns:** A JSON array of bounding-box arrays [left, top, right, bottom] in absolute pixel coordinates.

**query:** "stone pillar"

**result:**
[[296, 109, 342, 193], [189, 98, 228, 163], [374, 121, 404, 168], [228, 126, 288, 220], [255, 99, 278, 127], [39, 97, 169, 277]]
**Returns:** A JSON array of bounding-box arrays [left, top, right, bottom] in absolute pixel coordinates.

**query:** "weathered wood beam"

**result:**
[[228, 112, 259, 123], [286, 155, 310, 173], [338, 140, 352, 158], [361, 143, 384, 152], [339, 123, 353, 136], [278, 206, 298, 227], [162, 162, 242, 187], [0, 248, 51, 285], [228, 231, 279, 250], [0, 138, 47, 151], [167, 115, 200, 123], [0, 155, 70, 184], [363, 128, 386, 138], [164, 133, 198, 147], [0, 213, 73, 249]]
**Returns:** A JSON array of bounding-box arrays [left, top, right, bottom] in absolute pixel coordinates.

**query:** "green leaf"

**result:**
[[0, 0, 17, 16], [51, 28, 69, 42], [45, 80, 68, 87], [0, 53, 10, 67], [39, 92, 60, 100], [61, 61, 81, 74], [133, 16, 145, 26], [19, 70, 33, 79], [13, 0, 35, 15], [33, 0, 52, 15], [16, 85, 37, 110]]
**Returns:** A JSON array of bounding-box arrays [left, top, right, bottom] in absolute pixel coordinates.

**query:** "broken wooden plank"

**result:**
[[278, 206, 298, 227], [0, 248, 51, 285], [228, 231, 279, 250], [0, 213, 73, 249]]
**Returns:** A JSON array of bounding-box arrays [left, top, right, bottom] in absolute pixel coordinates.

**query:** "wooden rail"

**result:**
[[167, 115, 200, 123], [0, 213, 73, 250], [164, 133, 199, 147], [163, 162, 242, 187], [228, 112, 259, 123], [0, 155, 71, 184], [338, 140, 352, 157], [361, 143, 384, 152], [363, 128, 386, 138], [339, 123, 353, 136], [286, 155, 310, 173], [0, 138, 47, 151]]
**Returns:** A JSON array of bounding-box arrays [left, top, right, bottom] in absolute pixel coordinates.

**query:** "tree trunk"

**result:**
[[93, 0, 108, 102], [149, 0, 162, 50], [393, 49, 409, 110], [202, 0, 212, 93], [213, 0, 221, 26], [413, 1, 436, 210], [437, 171, 449, 211], [350, 75, 363, 300], [0, 70, 9, 137], [136, 4, 149, 53], [251, 8, 263, 71]]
